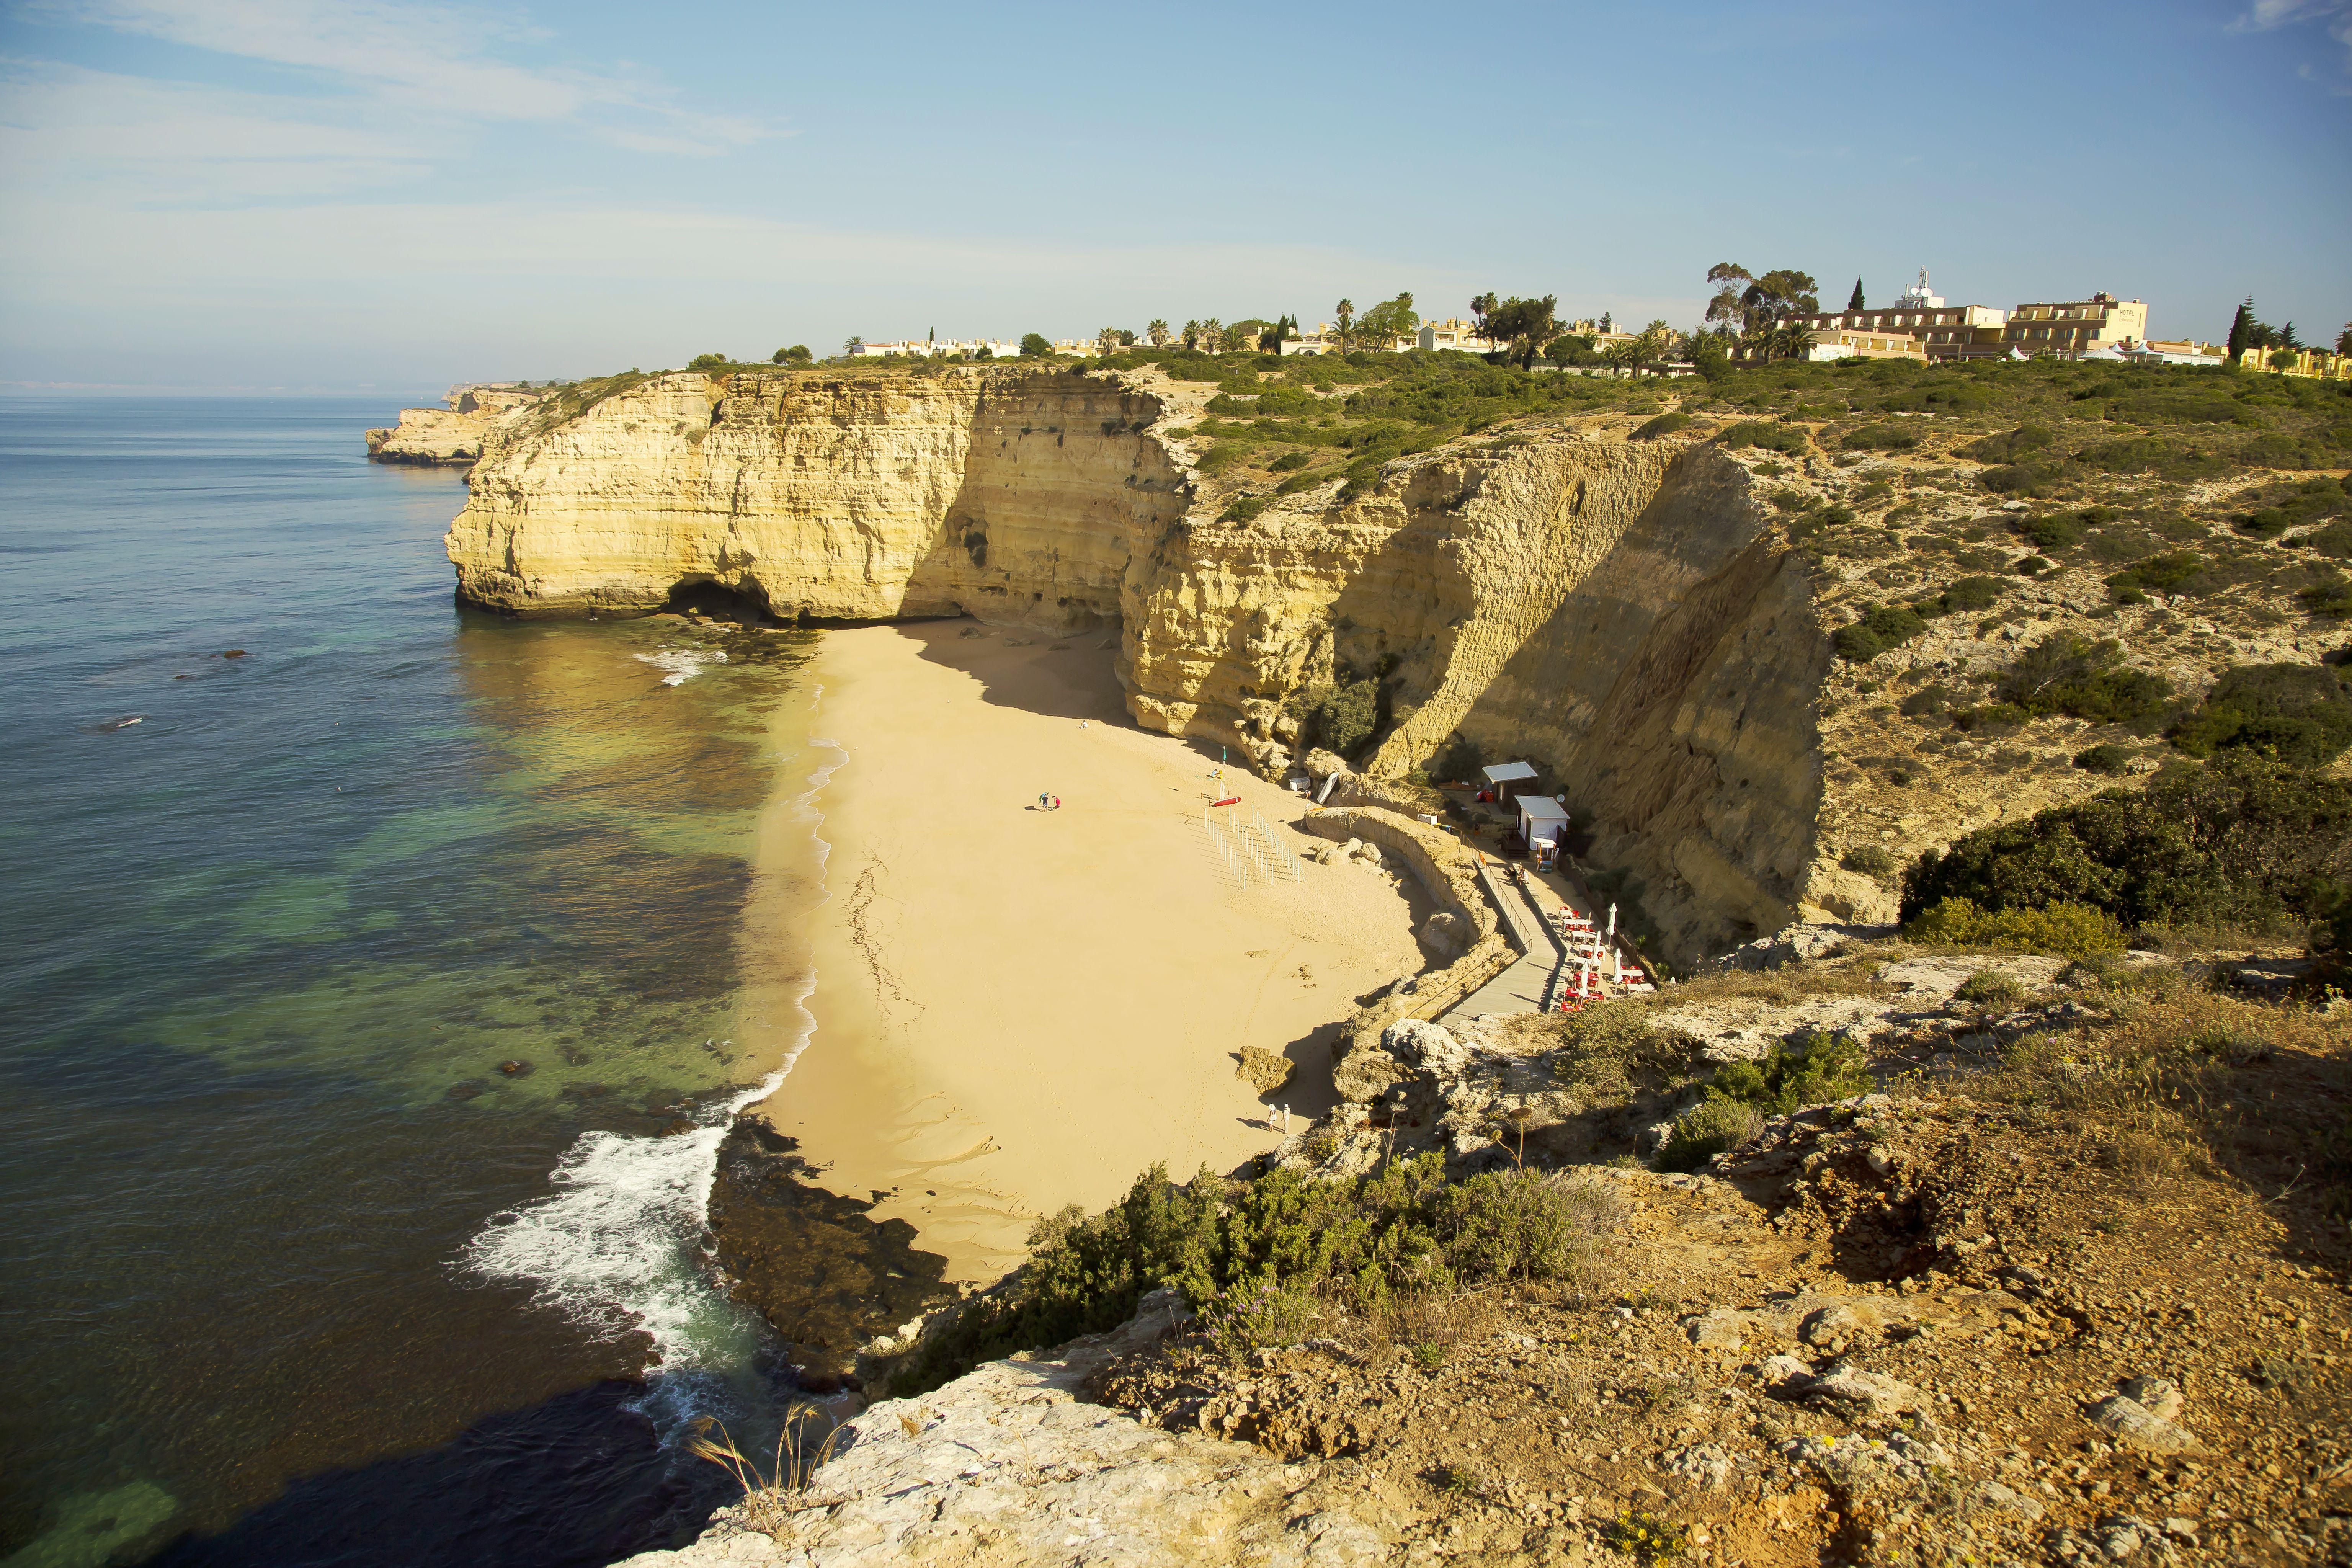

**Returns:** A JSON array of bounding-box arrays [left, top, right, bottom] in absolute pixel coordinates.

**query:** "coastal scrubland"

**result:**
[[552, 347, 2352, 1564]]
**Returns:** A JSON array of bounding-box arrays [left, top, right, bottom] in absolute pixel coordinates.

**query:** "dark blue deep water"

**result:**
[[0, 398, 817, 1567]]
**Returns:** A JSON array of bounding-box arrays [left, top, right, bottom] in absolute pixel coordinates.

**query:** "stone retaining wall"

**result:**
[[1297, 806, 1515, 1076]]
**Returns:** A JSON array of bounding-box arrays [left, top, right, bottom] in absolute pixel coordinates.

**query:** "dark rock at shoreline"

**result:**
[[706, 1120, 957, 1387], [445, 1082, 482, 1101]]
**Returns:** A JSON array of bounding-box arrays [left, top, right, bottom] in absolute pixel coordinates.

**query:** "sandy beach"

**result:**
[[745, 621, 1431, 1281]]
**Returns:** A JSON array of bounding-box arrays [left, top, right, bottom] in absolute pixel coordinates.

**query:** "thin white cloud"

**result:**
[[41, 0, 777, 152], [2230, 0, 2352, 91], [0, 60, 440, 199]]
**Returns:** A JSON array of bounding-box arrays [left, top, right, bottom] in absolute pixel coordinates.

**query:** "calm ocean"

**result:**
[[0, 397, 821, 1567]]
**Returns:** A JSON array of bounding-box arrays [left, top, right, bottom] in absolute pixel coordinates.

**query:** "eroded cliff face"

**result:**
[[448, 369, 1181, 625], [444, 369, 1823, 961], [1125, 438, 1820, 957]]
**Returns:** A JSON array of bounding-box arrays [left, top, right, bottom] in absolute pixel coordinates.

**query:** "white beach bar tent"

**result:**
[[1517, 795, 1569, 848]]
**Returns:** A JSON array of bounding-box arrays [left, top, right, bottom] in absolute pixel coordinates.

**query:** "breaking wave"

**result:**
[[635, 648, 729, 686]]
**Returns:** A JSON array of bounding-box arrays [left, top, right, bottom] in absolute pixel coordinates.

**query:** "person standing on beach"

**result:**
[[1051, 795, 1061, 811], [1037, 792, 1049, 810]]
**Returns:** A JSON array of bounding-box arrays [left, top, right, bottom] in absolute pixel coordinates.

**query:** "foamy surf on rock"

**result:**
[[462, 1067, 785, 1393], [636, 648, 729, 686]]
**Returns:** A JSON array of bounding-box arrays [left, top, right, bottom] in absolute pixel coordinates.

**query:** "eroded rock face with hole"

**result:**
[[446, 368, 1831, 965]]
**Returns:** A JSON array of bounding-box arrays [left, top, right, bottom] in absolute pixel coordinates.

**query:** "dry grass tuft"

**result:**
[[686, 1405, 846, 1535]]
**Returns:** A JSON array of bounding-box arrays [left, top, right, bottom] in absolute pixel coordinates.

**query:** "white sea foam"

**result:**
[[462, 715, 847, 1441], [636, 648, 729, 686], [462, 1067, 784, 1375]]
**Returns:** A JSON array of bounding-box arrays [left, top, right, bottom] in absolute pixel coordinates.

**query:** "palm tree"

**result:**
[[1778, 320, 1815, 363], [1181, 319, 1201, 350], [1147, 319, 1171, 347], [1096, 327, 1123, 358], [2336, 323, 2352, 357], [1333, 298, 1356, 351], [1198, 317, 1224, 354]]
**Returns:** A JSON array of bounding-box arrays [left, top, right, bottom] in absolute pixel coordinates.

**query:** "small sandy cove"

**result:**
[[745, 622, 1428, 1282]]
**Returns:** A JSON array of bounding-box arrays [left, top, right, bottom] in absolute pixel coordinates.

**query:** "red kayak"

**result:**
[[1210, 796, 1241, 807]]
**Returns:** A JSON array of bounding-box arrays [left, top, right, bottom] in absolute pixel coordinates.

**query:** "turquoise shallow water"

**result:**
[[0, 398, 819, 1566]]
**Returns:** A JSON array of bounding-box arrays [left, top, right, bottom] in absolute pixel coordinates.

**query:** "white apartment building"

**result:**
[[851, 338, 1022, 358]]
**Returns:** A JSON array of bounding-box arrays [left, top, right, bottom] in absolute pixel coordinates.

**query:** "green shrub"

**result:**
[[1841, 844, 1899, 880], [1655, 1097, 1766, 1172], [1900, 683, 1954, 717], [1274, 470, 1330, 495], [1979, 461, 2061, 495], [1708, 1032, 1873, 1114], [2302, 573, 2352, 616], [1953, 967, 2028, 1009], [2075, 436, 2231, 477], [1219, 497, 1270, 524], [2305, 521, 2352, 559], [1267, 450, 1312, 472], [2073, 743, 2131, 775], [1844, 423, 1921, 451], [2242, 433, 2329, 469], [1902, 897, 2126, 956], [1832, 624, 1883, 662], [2167, 663, 2352, 767], [1316, 679, 1379, 756], [1833, 603, 1928, 663], [1934, 575, 2005, 613], [2105, 550, 2204, 598], [1898, 756, 2352, 934], [1632, 412, 1694, 440], [1967, 425, 2054, 463], [1720, 421, 1810, 455], [1950, 702, 2032, 731], [2014, 513, 2083, 550], [1547, 1001, 1700, 1102], [1436, 1167, 1613, 1284], [1994, 632, 2173, 724]]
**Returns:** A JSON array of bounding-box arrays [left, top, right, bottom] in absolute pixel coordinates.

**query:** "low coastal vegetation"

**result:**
[[1898, 755, 2352, 957], [898, 1157, 1618, 1395]]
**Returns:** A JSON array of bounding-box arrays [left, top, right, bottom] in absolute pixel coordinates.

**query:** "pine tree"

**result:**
[[2227, 297, 2254, 366], [1847, 278, 1865, 311]]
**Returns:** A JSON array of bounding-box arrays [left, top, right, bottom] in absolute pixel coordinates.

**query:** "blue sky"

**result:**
[[2, 0, 2347, 390]]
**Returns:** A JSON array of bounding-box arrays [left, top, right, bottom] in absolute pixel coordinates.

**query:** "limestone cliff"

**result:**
[[443, 368, 1821, 962], [367, 383, 549, 465]]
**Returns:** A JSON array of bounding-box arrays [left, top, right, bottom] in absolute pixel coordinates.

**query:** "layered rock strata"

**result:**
[[368, 384, 548, 465], [442, 368, 1824, 962]]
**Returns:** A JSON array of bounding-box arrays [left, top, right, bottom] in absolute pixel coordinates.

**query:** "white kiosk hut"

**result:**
[[1517, 796, 1569, 863], [1481, 761, 1540, 801]]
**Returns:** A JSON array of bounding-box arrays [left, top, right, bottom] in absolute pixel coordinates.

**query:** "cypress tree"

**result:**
[[2227, 297, 2254, 365], [1847, 278, 1865, 310]]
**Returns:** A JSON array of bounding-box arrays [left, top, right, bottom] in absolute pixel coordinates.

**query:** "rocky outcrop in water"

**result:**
[[368, 383, 550, 465]]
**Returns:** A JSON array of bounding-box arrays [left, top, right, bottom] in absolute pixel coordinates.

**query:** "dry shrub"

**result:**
[[1954, 968, 2029, 1010], [688, 1406, 845, 1535], [1648, 960, 1896, 1008], [1972, 996, 2345, 1187], [1441, 1167, 1622, 1289], [1656, 1096, 1766, 1171], [1545, 1001, 1702, 1102], [1348, 1288, 1494, 1362]]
